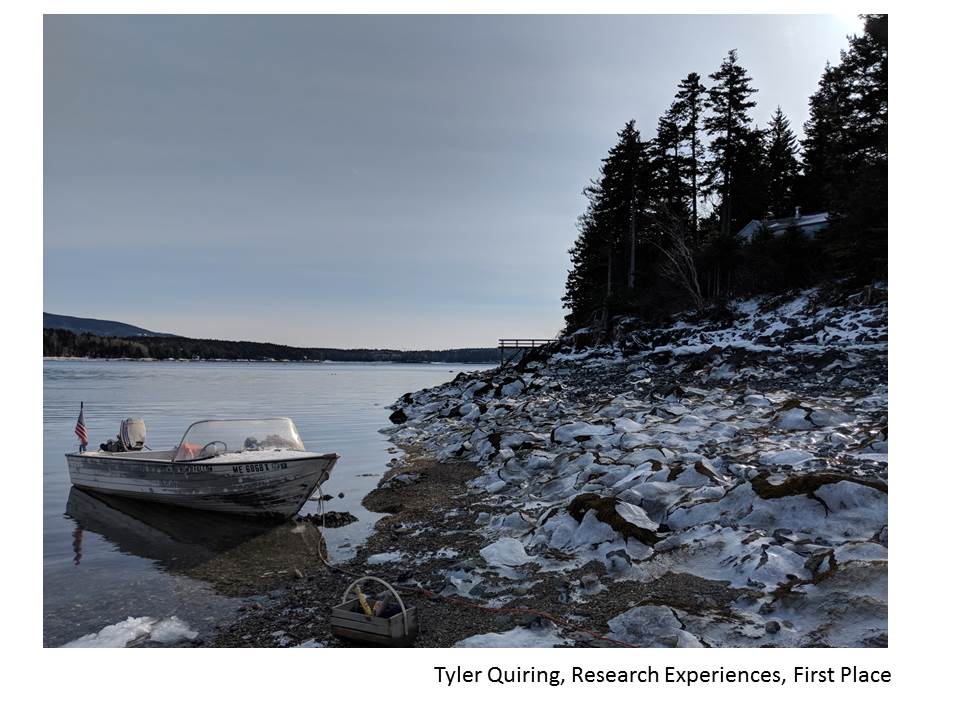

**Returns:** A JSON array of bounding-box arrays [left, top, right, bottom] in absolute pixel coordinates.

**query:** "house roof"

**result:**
[[736, 212, 829, 239], [766, 211, 829, 232]]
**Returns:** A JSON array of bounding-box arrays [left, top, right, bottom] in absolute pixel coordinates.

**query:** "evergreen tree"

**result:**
[[800, 62, 847, 212], [563, 187, 608, 329], [703, 49, 758, 236], [845, 14, 887, 169], [563, 16, 887, 331], [839, 13, 887, 279], [765, 107, 800, 217], [728, 125, 769, 234], [801, 14, 887, 278], [673, 72, 706, 240], [562, 121, 654, 328], [653, 102, 688, 219], [619, 124, 654, 292]]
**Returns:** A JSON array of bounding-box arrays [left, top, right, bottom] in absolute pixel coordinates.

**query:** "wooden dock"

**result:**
[[498, 338, 553, 367]]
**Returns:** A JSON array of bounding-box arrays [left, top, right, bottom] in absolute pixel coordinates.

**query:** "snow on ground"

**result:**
[[63, 616, 198, 647], [385, 284, 887, 647], [479, 537, 536, 568], [455, 623, 572, 648]]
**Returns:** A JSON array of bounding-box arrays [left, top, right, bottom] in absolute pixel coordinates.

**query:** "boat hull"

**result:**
[[65, 451, 339, 518]]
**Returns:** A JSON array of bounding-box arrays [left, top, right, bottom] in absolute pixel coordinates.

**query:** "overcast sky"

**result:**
[[44, 14, 860, 349]]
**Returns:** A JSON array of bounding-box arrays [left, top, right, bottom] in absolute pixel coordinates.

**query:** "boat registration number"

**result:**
[[232, 462, 288, 474]]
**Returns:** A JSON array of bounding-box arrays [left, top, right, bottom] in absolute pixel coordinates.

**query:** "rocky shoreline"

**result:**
[[208, 283, 888, 648], [206, 451, 762, 648]]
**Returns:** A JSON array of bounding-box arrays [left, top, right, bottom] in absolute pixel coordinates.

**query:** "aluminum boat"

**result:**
[[66, 417, 339, 518]]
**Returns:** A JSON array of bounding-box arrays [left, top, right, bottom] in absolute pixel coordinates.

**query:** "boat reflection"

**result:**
[[66, 487, 325, 596]]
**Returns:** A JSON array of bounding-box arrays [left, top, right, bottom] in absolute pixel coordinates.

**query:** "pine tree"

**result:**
[[673, 72, 706, 240], [845, 14, 887, 170], [618, 123, 652, 292], [729, 125, 768, 234], [765, 107, 800, 218], [703, 49, 758, 236], [653, 103, 688, 219], [562, 121, 654, 329], [563, 187, 608, 329], [800, 14, 887, 278], [834, 14, 887, 279], [800, 62, 847, 212]]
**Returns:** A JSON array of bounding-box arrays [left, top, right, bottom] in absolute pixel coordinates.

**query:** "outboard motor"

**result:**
[[99, 417, 147, 453], [120, 417, 147, 451]]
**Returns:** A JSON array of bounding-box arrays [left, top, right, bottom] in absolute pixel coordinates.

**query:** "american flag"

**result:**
[[75, 402, 88, 450]]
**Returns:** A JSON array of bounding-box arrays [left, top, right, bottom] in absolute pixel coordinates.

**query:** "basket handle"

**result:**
[[341, 576, 409, 635]]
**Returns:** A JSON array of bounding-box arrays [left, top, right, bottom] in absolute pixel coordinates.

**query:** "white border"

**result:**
[[9, 2, 956, 717]]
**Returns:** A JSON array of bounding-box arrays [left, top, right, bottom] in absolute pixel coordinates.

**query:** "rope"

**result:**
[[314, 492, 358, 575], [306, 503, 638, 648]]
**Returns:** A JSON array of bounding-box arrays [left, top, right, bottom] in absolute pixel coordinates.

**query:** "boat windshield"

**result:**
[[174, 418, 305, 462]]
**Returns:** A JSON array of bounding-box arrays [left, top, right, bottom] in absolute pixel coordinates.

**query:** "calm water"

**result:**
[[43, 359, 486, 646]]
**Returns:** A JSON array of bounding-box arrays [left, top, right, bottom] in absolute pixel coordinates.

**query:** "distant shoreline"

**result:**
[[43, 328, 503, 364], [42, 356, 496, 365]]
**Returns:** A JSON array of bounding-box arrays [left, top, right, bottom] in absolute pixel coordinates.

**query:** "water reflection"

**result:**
[[72, 525, 83, 565], [66, 488, 325, 596]]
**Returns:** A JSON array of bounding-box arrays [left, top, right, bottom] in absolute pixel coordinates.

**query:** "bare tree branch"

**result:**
[[648, 207, 704, 311]]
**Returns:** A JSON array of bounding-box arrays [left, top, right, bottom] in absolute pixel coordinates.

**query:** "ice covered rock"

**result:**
[[63, 616, 198, 647], [147, 617, 200, 644], [740, 494, 830, 533], [443, 568, 484, 596], [619, 432, 654, 450], [614, 501, 659, 534], [567, 493, 660, 545], [810, 408, 855, 427], [667, 483, 756, 530], [620, 447, 670, 466], [776, 407, 816, 430], [606, 605, 703, 647], [454, 624, 571, 648], [542, 512, 578, 549], [815, 480, 886, 513], [571, 509, 619, 547], [814, 481, 888, 539], [614, 417, 646, 433], [480, 538, 534, 568], [458, 402, 479, 418], [537, 474, 578, 500], [653, 525, 810, 590], [498, 379, 525, 398], [461, 379, 493, 398], [670, 461, 720, 487], [619, 481, 689, 524], [759, 449, 815, 467], [834, 542, 887, 563], [489, 512, 534, 534], [552, 422, 613, 444]]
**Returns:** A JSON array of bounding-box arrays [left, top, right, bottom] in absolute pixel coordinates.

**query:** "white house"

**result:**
[[736, 208, 829, 243]]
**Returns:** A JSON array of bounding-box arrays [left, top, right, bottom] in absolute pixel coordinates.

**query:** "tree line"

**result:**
[[43, 328, 501, 364], [563, 15, 887, 330]]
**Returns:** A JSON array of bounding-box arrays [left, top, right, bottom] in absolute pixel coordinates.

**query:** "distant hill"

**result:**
[[43, 313, 175, 338], [43, 328, 500, 364]]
